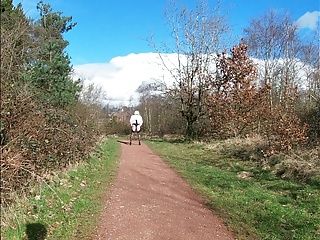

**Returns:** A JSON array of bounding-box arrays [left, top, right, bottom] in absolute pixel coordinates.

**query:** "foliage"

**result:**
[[1, 99, 100, 204], [301, 103, 320, 143], [104, 119, 131, 135], [205, 43, 308, 155], [243, 9, 320, 143], [1, 0, 26, 30], [0, 1, 99, 206], [207, 43, 271, 139], [0, 0, 29, 85], [23, 0, 81, 108], [208, 43, 307, 155], [263, 90, 309, 154], [1, 138, 120, 240], [151, 2, 313, 153], [23, 42, 82, 108]]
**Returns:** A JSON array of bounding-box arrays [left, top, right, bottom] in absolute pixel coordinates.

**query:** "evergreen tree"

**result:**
[[24, 0, 81, 108]]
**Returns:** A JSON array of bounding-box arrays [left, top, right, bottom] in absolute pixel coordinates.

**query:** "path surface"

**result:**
[[94, 140, 235, 240]]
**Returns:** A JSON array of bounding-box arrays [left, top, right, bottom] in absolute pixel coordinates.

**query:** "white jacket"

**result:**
[[130, 114, 143, 126]]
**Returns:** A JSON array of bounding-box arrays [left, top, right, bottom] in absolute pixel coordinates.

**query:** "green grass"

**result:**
[[145, 139, 320, 240], [2, 137, 319, 240], [1, 138, 120, 240]]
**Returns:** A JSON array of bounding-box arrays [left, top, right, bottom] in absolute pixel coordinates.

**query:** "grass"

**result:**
[[2, 137, 319, 239], [1, 138, 120, 240], [145, 139, 320, 240]]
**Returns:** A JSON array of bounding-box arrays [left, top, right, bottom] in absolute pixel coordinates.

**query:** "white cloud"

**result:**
[[73, 52, 312, 107], [295, 11, 320, 30], [73, 53, 175, 106]]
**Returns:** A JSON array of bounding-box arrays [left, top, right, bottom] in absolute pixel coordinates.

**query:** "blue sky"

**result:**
[[13, 0, 320, 65]]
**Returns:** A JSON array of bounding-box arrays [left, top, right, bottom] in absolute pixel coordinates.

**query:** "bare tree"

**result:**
[[243, 9, 320, 142], [137, 84, 152, 134], [0, 3, 29, 85], [150, 0, 229, 138], [136, 82, 185, 136], [299, 23, 320, 109], [80, 82, 108, 106], [298, 22, 320, 141], [243, 10, 304, 107]]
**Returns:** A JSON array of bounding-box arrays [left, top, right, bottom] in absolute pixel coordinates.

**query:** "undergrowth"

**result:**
[[1, 138, 120, 240]]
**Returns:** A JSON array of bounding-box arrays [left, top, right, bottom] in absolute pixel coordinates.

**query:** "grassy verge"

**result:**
[[145, 139, 320, 240], [1, 138, 120, 240]]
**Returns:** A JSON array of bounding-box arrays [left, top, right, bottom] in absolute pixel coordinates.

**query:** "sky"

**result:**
[[13, 0, 320, 106]]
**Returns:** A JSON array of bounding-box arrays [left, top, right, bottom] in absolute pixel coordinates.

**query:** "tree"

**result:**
[[298, 24, 320, 142], [24, 0, 80, 108], [151, 0, 229, 138], [1, 0, 31, 146], [80, 83, 108, 106], [78, 82, 109, 130], [243, 10, 303, 107], [0, 0, 29, 82], [206, 42, 308, 154], [243, 9, 319, 143], [207, 43, 270, 138], [0, 0, 101, 205], [136, 82, 153, 134], [136, 82, 185, 136]]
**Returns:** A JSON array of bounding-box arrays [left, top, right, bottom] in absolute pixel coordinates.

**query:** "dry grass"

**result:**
[[0, 192, 30, 233], [271, 147, 320, 182], [205, 136, 320, 184], [206, 135, 266, 160], [0, 158, 93, 239]]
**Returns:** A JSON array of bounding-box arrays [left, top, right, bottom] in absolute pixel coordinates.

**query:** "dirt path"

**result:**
[[94, 140, 235, 240]]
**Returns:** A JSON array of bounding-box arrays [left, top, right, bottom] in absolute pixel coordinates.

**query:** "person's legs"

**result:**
[[130, 125, 141, 145], [130, 125, 135, 145], [137, 125, 141, 145], [129, 132, 132, 145]]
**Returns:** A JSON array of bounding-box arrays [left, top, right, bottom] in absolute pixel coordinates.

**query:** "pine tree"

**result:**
[[24, 0, 81, 108]]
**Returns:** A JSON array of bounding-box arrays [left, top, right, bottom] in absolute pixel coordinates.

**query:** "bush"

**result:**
[[104, 120, 131, 136], [1, 88, 100, 204]]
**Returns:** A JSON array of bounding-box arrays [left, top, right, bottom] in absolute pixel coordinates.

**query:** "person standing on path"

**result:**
[[129, 110, 143, 145]]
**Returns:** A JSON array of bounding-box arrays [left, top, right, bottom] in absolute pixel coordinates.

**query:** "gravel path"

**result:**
[[94, 140, 235, 240]]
